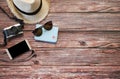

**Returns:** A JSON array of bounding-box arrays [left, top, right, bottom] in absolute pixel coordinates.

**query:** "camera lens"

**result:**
[[10, 26, 19, 34]]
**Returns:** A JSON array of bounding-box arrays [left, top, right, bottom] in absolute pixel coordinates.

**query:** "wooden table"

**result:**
[[0, 0, 120, 79]]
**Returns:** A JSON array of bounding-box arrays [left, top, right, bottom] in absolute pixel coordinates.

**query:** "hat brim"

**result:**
[[7, 0, 50, 24]]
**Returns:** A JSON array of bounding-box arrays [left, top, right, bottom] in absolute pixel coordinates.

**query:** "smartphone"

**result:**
[[6, 40, 31, 60]]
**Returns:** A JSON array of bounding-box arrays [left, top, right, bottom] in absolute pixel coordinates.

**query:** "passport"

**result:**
[[34, 24, 59, 43]]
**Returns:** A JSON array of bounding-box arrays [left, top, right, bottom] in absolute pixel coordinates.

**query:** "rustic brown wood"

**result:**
[[0, 31, 120, 48], [25, 13, 120, 31], [1, 0, 120, 12], [0, 13, 120, 31], [0, 66, 120, 79], [50, 0, 120, 13], [0, 0, 120, 79], [0, 48, 120, 66]]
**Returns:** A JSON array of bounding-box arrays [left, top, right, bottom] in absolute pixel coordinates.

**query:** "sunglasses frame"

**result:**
[[32, 21, 53, 36]]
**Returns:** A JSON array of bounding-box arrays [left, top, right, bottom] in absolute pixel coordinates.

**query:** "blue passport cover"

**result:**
[[34, 24, 59, 43]]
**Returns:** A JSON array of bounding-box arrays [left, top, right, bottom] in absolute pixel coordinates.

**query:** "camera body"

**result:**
[[3, 24, 23, 39]]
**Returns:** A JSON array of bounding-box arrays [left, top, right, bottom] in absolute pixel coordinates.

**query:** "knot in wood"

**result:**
[[79, 41, 86, 46]]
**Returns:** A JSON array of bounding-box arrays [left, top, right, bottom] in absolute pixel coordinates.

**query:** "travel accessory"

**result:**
[[0, 7, 24, 47], [32, 21, 59, 43], [0, 40, 36, 62], [0, 6, 24, 47], [7, 0, 50, 24], [3, 24, 23, 39], [32, 21, 53, 36], [6, 40, 33, 60]]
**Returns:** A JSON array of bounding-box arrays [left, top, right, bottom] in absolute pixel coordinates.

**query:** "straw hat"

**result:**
[[7, 0, 50, 24]]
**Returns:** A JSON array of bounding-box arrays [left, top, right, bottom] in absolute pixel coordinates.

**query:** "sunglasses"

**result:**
[[32, 21, 53, 36]]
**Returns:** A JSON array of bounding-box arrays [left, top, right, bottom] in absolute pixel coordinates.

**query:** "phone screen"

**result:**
[[6, 40, 31, 59]]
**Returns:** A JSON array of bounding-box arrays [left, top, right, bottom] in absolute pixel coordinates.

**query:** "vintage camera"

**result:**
[[0, 24, 24, 47], [3, 24, 23, 39]]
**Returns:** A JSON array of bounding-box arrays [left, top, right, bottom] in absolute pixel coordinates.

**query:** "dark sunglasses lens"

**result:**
[[44, 21, 53, 30], [32, 28, 42, 36]]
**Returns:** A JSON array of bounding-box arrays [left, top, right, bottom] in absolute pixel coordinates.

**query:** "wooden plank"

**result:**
[[0, 48, 120, 66], [0, 66, 120, 79], [31, 13, 120, 31], [3, 31, 119, 48], [26, 48, 120, 66], [0, 0, 120, 12], [50, 0, 120, 13], [0, 13, 120, 31], [1, 31, 120, 66], [0, 0, 120, 79], [0, 30, 120, 66]]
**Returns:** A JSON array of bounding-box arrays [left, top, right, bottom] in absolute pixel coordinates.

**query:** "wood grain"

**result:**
[[0, 0, 120, 79], [1, 0, 120, 12], [0, 66, 120, 79], [0, 13, 120, 31], [0, 48, 120, 66], [0, 31, 120, 48], [50, 0, 120, 13]]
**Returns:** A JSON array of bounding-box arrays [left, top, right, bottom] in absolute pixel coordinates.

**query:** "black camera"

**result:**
[[3, 24, 23, 39], [0, 24, 23, 47]]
